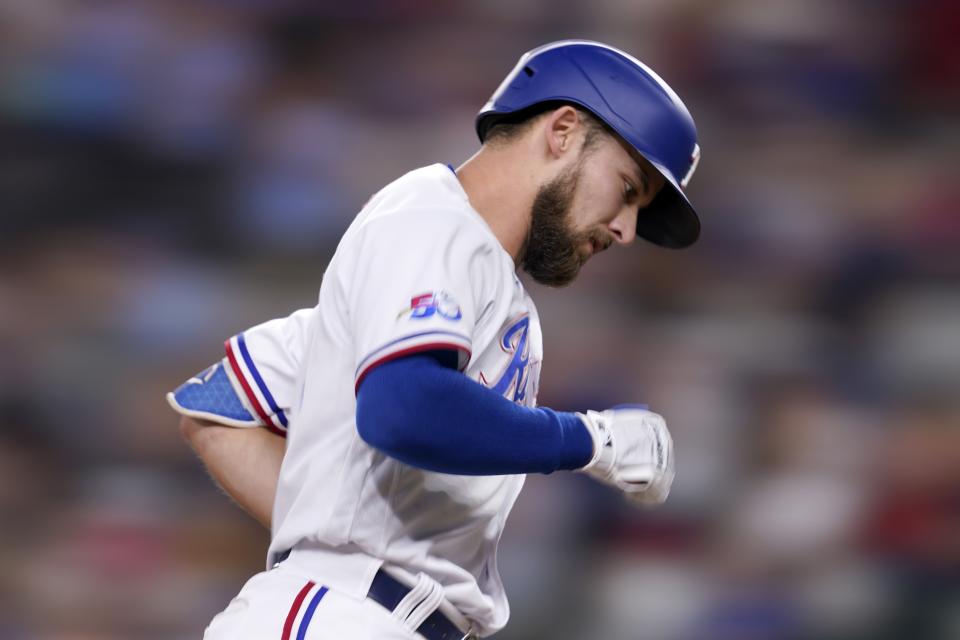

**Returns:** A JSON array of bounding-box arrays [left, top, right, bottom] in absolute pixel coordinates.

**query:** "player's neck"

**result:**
[[453, 146, 538, 265]]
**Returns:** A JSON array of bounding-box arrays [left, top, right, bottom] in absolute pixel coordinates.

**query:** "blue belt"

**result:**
[[367, 569, 477, 640]]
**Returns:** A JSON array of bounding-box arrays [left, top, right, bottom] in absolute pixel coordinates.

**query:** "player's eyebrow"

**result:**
[[633, 163, 650, 197]]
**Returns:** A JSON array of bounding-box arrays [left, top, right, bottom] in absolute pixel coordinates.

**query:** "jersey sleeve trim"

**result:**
[[225, 334, 289, 436], [354, 330, 471, 394]]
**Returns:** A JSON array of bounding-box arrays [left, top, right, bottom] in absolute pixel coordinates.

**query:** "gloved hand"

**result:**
[[576, 406, 675, 506]]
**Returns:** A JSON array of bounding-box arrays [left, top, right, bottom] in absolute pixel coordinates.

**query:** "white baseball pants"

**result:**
[[203, 563, 418, 640]]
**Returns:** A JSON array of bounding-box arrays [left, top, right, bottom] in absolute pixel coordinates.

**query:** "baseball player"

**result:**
[[169, 40, 701, 639]]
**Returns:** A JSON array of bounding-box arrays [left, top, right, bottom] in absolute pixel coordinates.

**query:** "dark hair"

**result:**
[[481, 102, 609, 152]]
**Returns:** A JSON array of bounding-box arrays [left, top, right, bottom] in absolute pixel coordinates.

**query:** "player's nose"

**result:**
[[608, 207, 638, 246]]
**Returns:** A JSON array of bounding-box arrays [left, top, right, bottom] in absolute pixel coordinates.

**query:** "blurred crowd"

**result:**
[[1, 0, 958, 638]]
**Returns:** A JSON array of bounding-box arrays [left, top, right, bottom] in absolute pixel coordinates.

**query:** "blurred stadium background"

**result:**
[[1, 1, 958, 638]]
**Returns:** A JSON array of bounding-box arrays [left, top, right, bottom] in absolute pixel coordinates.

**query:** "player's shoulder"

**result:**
[[356, 164, 496, 245]]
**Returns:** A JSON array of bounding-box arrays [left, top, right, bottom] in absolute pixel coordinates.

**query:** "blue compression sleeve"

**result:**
[[355, 354, 594, 475]]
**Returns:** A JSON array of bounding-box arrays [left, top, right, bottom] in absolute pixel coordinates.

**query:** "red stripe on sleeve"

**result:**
[[224, 338, 276, 429], [281, 580, 315, 640], [354, 342, 471, 394], [263, 422, 287, 438]]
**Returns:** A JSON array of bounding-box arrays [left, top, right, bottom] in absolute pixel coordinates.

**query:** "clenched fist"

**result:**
[[576, 407, 675, 506]]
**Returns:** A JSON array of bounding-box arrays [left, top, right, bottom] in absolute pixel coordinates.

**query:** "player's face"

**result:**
[[522, 132, 665, 287]]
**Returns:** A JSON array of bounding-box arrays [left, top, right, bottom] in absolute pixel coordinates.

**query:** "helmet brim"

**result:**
[[636, 176, 700, 249]]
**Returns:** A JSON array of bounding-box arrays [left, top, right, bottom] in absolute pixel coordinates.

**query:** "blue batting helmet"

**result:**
[[476, 40, 702, 249]]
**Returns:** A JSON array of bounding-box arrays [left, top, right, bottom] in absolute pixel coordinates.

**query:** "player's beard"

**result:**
[[521, 162, 591, 287]]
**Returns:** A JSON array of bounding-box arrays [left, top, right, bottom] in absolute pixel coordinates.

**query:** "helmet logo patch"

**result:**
[[681, 144, 701, 190]]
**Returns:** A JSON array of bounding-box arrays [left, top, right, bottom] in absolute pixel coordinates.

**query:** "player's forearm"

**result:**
[[179, 417, 284, 528], [356, 354, 593, 475]]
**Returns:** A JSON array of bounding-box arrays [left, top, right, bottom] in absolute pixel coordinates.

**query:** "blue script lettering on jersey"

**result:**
[[407, 291, 462, 321], [489, 316, 530, 404]]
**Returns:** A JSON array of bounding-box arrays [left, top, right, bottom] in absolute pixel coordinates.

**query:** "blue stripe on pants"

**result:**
[[296, 586, 329, 640]]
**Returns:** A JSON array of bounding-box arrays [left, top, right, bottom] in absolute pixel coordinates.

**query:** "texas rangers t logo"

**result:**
[[482, 315, 531, 404]]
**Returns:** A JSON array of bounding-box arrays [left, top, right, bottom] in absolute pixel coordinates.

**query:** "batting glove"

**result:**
[[576, 407, 675, 506]]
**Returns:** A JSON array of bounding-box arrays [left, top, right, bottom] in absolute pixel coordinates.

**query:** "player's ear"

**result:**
[[544, 105, 580, 159]]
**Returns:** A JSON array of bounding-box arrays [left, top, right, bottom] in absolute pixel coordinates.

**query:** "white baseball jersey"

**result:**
[[229, 164, 544, 636]]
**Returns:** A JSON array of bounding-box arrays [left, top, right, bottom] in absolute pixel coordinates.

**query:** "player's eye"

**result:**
[[623, 181, 638, 202]]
